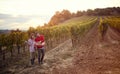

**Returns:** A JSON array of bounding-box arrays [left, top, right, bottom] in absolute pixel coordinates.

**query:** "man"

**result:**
[[35, 33, 45, 64]]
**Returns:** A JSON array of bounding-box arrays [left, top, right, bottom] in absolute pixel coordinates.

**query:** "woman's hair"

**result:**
[[30, 33, 34, 39]]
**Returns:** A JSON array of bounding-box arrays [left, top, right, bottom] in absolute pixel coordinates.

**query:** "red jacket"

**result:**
[[35, 35, 45, 48]]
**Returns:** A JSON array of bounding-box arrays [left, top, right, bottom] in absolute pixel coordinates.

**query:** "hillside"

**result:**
[[1, 16, 120, 74], [48, 7, 120, 26], [0, 30, 10, 34]]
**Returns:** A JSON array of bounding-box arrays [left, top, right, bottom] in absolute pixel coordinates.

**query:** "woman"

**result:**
[[28, 33, 35, 65]]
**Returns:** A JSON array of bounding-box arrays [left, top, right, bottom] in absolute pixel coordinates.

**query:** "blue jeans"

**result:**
[[37, 47, 45, 64]]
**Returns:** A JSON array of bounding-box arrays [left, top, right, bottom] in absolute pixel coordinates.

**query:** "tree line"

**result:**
[[48, 7, 120, 26]]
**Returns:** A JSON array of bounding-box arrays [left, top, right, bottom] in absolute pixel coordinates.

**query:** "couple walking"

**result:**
[[28, 33, 45, 65]]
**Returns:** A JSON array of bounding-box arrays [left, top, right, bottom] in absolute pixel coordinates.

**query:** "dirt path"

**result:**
[[10, 39, 75, 74]]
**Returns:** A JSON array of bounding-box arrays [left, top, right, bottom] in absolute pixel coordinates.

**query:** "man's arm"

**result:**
[[41, 35, 45, 46], [41, 41, 45, 46], [35, 42, 45, 46]]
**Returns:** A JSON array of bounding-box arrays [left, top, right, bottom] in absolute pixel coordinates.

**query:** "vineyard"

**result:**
[[51, 16, 120, 74], [99, 16, 120, 41], [0, 16, 120, 74], [0, 16, 97, 60]]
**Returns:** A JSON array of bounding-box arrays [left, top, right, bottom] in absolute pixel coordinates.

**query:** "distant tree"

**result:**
[[76, 11, 84, 16], [48, 9, 72, 26], [86, 9, 94, 15], [71, 12, 76, 17]]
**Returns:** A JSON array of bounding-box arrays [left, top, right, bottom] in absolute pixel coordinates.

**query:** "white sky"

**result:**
[[0, 0, 120, 30]]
